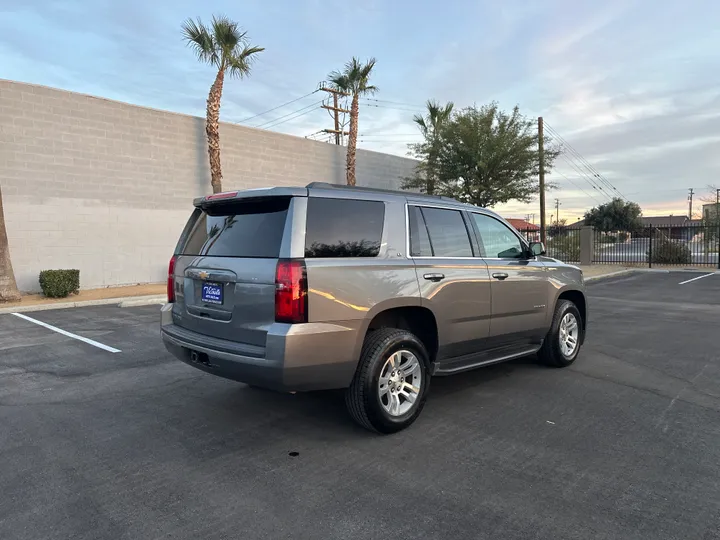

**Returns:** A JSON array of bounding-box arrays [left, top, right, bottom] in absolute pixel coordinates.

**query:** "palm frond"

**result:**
[[211, 14, 241, 51], [226, 44, 265, 78], [328, 57, 377, 96], [328, 71, 351, 92], [413, 114, 429, 135], [181, 18, 217, 65], [359, 58, 376, 80], [361, 83, 378, 95]]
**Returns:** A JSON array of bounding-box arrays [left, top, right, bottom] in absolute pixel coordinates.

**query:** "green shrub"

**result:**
[[618, 231, 630, 242], [648, 239, 691, 265], [547, 237, 580, 262], [605, 234, 617, 243], [39, 269, 80, 298]]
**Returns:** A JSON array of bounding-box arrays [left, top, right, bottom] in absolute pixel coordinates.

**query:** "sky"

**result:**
[[2, 0, 719, 221]]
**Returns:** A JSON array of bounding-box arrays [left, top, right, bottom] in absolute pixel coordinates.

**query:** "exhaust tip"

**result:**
[[189, 350, 209, 365]]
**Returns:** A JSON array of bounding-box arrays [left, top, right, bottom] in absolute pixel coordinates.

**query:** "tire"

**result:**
[[345, 328, 431, 434], [538, 299, 583, 368]]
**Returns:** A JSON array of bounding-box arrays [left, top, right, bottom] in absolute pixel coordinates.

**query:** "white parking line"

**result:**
[[10, 313, 121, 353], [678, 273, 716, 285]]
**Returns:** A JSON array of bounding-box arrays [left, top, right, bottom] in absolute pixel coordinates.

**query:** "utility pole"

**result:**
[[318, 83, 350, 144], [555, 198, 561, 225], [538, 117, 546, 243], [688, 188, 694, 219]]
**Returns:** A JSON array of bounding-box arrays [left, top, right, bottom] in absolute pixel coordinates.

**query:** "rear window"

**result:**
[[305, 197, 385, 258], [418, 206, 473, 257], [180, 198, 290, 258]]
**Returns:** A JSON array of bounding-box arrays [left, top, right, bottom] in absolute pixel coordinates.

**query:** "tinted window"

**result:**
[[420, 207, 473, 257], [408, 206, 433, 256], [305, 198, 384, 258], [181, 198, 289, 258], [472, 213, 525, 258]]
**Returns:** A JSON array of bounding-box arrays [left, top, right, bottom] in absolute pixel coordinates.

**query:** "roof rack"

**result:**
[[305, 182, 458, 202]]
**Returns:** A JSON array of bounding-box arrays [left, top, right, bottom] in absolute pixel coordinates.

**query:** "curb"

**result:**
[[584, 268, 720, 283], [118, 296, 166, 308], [0, 295, 166, 315], [585, 269, 636, 282]]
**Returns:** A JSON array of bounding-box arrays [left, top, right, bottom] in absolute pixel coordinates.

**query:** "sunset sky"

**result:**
[[2, 0, 718, 221]]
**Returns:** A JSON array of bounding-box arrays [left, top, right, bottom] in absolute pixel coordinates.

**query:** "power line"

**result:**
[[545, 124, 614, 190], [236, 90, 320, 123], [261, 106, 321, 130], [557, 154, 613, 201], [546, 125, 627, 200], [551, 169, 603, 204], [545, 123, 627, 200], [363, 97, 424, 109], [359, 133, 420, 137], [360, 102, 424, 113], [254, 100, 323, 129]]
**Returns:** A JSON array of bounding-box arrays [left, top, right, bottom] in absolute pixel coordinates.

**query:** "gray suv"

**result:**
[[161, 182, 587, 433]]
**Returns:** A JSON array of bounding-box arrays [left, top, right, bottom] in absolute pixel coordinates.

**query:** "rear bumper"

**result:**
[[160, 304, 359, 392]]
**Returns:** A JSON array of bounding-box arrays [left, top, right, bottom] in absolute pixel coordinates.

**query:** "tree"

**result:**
[[0, 187, 21, 303], [402, 100, 454, 195], [328, 57, 378, 186], [429, 102, 560, 207], [182, 16, 264, 194], [548, 218, 568, 238], [584, 198, 643, 232]]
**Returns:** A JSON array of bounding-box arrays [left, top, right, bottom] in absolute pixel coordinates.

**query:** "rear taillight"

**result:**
[[275, 260, 308, 324], [167, 255, 178, 303]]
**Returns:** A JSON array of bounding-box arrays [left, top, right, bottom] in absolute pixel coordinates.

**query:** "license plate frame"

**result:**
[[200, 281, 223, 305]]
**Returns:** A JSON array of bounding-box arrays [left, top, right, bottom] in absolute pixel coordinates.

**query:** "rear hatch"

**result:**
[[171, 192, 297, 347]]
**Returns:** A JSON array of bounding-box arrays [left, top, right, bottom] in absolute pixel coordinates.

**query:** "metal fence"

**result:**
[[518, 228, 582, 263], [592, 225, 720, 267]]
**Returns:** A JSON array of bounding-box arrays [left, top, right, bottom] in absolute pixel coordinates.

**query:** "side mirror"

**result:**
[[529, 242, 545, 256]]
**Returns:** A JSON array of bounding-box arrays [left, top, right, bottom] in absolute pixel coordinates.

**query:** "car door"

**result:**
[[408, 204, 492, 360], [468, 212, 549, 344]]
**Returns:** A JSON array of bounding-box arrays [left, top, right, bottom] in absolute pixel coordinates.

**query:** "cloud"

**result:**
[[1, 0, 719, 222]]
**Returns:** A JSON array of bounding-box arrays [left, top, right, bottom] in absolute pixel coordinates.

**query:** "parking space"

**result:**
[[1, 272, 719, 540]]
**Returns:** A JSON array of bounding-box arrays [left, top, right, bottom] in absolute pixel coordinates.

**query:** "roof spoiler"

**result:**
[[193, 186, 308, 207]]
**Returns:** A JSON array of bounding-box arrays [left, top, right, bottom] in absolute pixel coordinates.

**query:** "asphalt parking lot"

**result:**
[[1, 271, 719, 540]]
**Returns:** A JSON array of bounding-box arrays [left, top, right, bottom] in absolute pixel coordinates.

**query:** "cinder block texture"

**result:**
[[0, 80, 418, 291]]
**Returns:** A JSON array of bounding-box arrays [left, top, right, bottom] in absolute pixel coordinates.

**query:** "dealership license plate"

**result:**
[[201, 282, 223, 305]]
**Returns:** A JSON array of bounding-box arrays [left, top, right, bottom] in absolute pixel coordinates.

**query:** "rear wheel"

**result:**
[[538, 299, 583, 367], [346, 328, 430, 434]]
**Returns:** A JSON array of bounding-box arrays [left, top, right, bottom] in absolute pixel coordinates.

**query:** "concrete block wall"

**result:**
[[0, 79, 418, 292]]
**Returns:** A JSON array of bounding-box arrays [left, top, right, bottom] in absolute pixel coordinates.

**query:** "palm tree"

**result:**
[[413, 100, 453, 195], [182, 15, 264, 194], [0, 187, 21, 303], [328, 58, 378, 186]]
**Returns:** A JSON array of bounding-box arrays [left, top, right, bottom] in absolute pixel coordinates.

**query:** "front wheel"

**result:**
[[345, 328, 430, 434], [538, 299, 583, 367]]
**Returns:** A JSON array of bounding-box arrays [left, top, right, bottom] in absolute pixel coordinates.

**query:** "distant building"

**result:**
[[702, 203, 719, 220], [505, 218, 539, 231]]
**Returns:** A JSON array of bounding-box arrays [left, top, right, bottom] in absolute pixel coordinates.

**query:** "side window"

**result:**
[[408, 206, 433, 256], [472, 213, 525, 259], [419, 207, 473, 257], [305, 198, 385, 258]]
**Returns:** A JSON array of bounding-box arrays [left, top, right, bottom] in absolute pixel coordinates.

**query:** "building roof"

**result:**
[[641, 215, 689, 227], [506, 218, 539, 230]]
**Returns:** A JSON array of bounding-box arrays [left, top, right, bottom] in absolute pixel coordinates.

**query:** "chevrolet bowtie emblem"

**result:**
[[198, 271, 209, 280]]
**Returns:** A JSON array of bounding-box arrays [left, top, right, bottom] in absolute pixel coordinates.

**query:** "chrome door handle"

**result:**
[[423, 273, 445, 282], [492, 273, 509, 280]]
